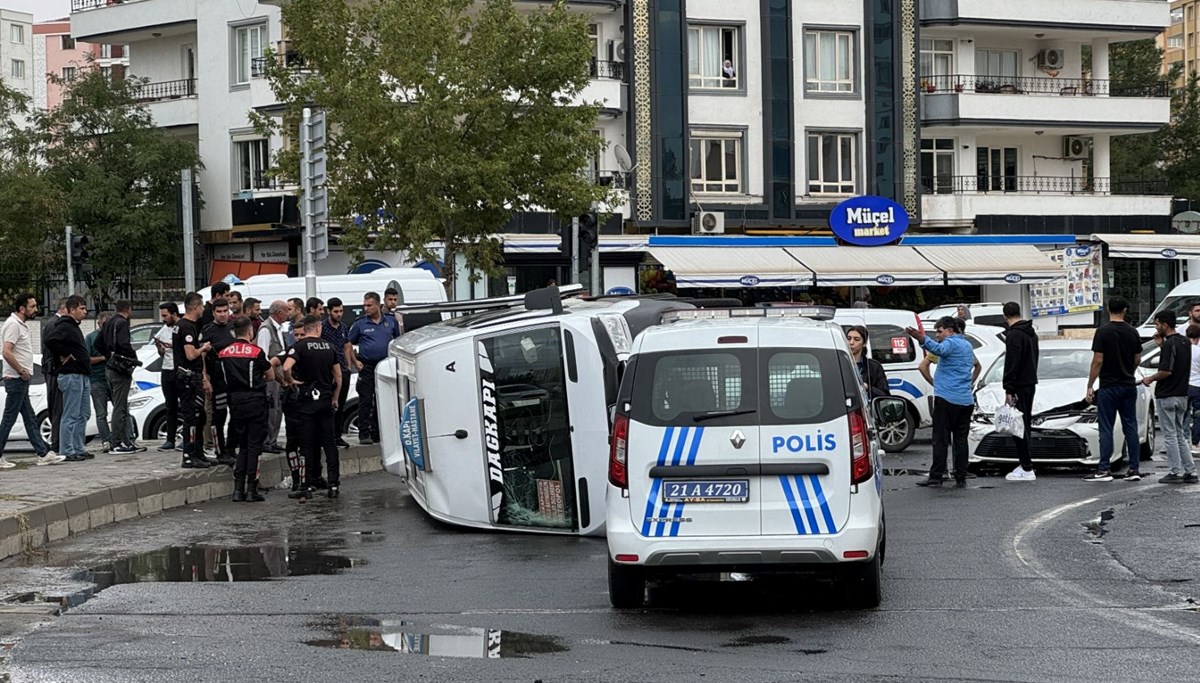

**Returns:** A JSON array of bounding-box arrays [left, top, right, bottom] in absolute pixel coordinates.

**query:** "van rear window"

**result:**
[[630, 347, 852, 427]]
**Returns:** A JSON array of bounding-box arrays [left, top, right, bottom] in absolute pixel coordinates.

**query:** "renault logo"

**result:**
[[730, 430, 745, 449]]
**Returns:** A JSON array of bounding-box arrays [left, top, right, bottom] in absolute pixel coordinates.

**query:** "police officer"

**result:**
[[347, 292, 399, 445], [175, 292, 211, 468], [201, 298, 237, 465], [283, 315, 343, 499], [219, 316, 274, 502], [276, 324, 310, 498]]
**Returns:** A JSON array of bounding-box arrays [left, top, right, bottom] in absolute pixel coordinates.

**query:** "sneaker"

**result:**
[[63, 454, 87, 462], [81, 451, 94, 460], [1083, 471, 1113, 482], [157, 441, 176, 452], [1160, 472, 1184, 484], [110, 444, 137, 455], [327, 486, 339, 499], [36, 452, 66, 466], [215, 452, 237, 466], [1192, 444, 1200, 455], [181, 458, 211, 469], [915, 477, 943, 487], [309, 478, 329, 490], [101, 441, 112, 453], [1123, 471, 1142, 482], [0, 456, 16, 469], [1183, 473, 1199, 484], [1005, 466, 1036, 482]]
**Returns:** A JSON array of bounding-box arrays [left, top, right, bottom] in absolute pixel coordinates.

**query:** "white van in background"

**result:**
[[198, 268, 447, 317], [1137, 280, 1200, 339]]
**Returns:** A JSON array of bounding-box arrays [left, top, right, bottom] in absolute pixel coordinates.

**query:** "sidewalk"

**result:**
[[0, 444, 385, 564]]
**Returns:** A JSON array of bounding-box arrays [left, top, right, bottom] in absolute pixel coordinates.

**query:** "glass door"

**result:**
[[977, 147, 1017, 192]]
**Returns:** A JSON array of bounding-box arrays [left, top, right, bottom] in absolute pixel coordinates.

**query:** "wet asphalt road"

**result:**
[[3, 438, 1200, 682]]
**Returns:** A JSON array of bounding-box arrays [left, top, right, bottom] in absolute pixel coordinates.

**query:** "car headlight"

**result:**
[[129, 395, 153, 409]]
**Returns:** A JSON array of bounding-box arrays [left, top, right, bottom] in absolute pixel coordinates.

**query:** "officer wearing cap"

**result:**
[[219, 316, 274, 502]]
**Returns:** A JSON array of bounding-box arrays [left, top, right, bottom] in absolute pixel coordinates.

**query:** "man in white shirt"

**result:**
[[256, 300, 289, 453], [0, 293, 65, 468], [155, 302, 181, 451]]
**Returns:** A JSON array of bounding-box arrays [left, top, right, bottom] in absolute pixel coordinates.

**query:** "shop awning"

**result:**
[[648, 246, 814, 288], [1091, 233, 1200, 259], [784, 246, 943, 286], [500, 234, 649, 254], [913, 245, 1061, 285]]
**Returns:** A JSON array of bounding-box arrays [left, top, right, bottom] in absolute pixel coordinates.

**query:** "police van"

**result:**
[[605, 307, 906, 609], [375, 287, 698, 536]]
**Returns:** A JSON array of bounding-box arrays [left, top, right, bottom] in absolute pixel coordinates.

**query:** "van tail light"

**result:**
[[609, 414, 629, 488], [849, 411, 872, 485], [913, 312, 924, 334]]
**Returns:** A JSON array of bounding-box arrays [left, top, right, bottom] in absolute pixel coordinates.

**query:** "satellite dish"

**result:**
[[613, 144, 634, 173], [1172, 210, 1200, 234]]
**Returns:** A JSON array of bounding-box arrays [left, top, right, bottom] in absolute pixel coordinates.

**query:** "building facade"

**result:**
[[32, 20, 129, 111], [1161, 0, 1194, 81], [0, 8, 34, 103]]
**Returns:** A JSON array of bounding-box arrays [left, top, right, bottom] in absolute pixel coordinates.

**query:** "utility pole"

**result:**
[[570, 215, 580, 285], [181, 168, 195, 291], [300, 107, 329, 300], [65, 224, 74, 294]]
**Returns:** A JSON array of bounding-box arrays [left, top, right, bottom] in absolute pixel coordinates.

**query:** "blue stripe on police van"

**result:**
[[654, 427, 690, 536], [779, 475, 807, 534], [794, 476, 823, 534], [808, 474, 838, 534], [640, 427, 676, 536], [669, 427, 704, 537]]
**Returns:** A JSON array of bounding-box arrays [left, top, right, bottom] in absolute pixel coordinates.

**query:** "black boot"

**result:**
[[232, 476, 247, 502], [247, 481, 266, 503], [287, 487, 311, 500], [252, 478, 267, 497], [216, 451, 237, 466]]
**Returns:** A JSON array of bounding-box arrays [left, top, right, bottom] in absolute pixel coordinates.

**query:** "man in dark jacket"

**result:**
[[44, 296, 92, 462], [102, 300, 144, 454], [1002, 302, 1039, 481], [40, 300, 66, 455]]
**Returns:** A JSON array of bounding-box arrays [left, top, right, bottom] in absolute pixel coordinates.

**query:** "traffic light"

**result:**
[[578, 212, 599, 271], [70, 235, 89, 263]]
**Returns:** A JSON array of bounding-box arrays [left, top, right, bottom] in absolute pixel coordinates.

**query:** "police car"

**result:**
[[605, 307, 906, 609]]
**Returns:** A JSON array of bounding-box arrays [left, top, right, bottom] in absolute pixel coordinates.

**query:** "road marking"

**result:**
[[1010, 489, 1200, 645]]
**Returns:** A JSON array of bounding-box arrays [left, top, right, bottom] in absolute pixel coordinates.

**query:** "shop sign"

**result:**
[[739, 275, 761, 287], [1003, 273, 1023, 284], [829, 196, 910, 246], [1161, 248, 1178, 259], [875, 274, 895, 285]]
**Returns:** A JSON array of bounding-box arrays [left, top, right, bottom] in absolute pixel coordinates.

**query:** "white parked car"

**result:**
[[920, 303, 1008, 328], [969, 340, 1155, 470]]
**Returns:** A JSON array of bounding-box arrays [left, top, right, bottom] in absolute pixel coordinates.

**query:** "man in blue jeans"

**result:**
[[907, 316, 981, 488], [1084, 297, 1143, 482], [44, 295, 92, 462], [0, 293, 65, 469]]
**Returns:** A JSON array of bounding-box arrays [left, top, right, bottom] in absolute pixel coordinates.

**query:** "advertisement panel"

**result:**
[[1031, 244, 1103, 318]]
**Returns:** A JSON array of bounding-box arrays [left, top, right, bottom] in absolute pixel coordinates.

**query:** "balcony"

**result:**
[[583, 169, 631, 189], [920, 0, 1169, 39], [71, 0, 197, 43], [132, 78, 197, 128], [920, 75, 1169, 133], [921, 175, 1172, 226]]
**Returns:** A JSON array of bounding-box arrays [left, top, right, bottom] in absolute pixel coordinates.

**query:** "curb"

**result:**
[[0, 446, 385, 564]]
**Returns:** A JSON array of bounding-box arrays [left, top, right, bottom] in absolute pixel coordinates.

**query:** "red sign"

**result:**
[[890, 336, 909, 355]]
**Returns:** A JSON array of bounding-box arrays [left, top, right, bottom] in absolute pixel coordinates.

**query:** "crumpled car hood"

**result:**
[[976, 378, 1091, 417]]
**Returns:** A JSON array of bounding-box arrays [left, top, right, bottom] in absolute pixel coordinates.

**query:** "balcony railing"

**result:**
[[589, 59, 626, 81], [919, 74, 1169, 98], [921, 175, 1169, 195], [132, 78, 196, 102], [71, 0, 147, 11], [583, 170, 630, 189], [250, 51, 308, 79], [245, 173, 299, 192]]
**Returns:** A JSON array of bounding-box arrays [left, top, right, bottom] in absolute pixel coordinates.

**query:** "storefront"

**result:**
[[1091, 233, 1200, 326]]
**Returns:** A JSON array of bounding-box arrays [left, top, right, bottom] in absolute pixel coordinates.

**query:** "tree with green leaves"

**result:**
[[33, 67, 202, 293], [256, 0, 609, 291], [1106, 39, 1172, 185], [1160, 74, 1200, 203], [0, 81, 65, 276]]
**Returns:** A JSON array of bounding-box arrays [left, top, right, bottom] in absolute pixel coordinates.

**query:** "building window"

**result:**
[[10, 60, 24, 80], [687, 25, 739, 90], [61, 35, 76, 50], [977, 146, 1018, 192], [101, 43, 112, 59], [689, 131, 743, 194], [1170, 35, 1185, 49], [234, 24, 268, 85], [61, 66, 77, 82], [920, 139, 955, 194], [1173, 7, 1184, 24], [920, 38, 954, 82], [976, 49, 1018, 81], [10, 25, 23, 44], [234, 139, 271, 192], [588, 23, 599, 62], [806, 132, 857, 195], [100, 66, 113, 82], [804, 30, 855, 93]]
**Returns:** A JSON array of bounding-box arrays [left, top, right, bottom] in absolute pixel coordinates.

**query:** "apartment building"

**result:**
[[32, 19, 129, 111], [1161, 0, 1194, 80], [0, 8, 33, 102]]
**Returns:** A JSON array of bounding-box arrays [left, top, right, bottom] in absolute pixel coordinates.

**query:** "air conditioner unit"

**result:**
[[692, 211, 725, 235], [1038, 48, 1065, 71], [1064, 136, 1089, 159], [614, 41, 627, 62]]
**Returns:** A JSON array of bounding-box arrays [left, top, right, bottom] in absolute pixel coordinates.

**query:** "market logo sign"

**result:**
[[1004, 273, 1023, 284], [875, 274, 896, 285], [739, 275, 761, 287], [830, 196, 910, 246], [1161, 248, 1178, 259]]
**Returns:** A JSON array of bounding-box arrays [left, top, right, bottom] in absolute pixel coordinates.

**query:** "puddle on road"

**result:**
[[1082, 508, 1116, 540], [86, 542, 361, 589], [306, 616, 568, 659]]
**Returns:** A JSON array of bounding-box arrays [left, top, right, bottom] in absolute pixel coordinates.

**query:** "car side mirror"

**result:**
[[872, 396, 907, 424]]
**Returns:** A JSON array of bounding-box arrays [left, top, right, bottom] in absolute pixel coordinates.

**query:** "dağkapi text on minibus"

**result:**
[[844, 206, 898, 239]]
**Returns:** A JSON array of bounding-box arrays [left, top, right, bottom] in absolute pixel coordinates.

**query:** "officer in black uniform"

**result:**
[[282, 314, 343, 499], [174, 292, 211, 468], [219, 316, 274, 502], [201, 298, 238, 465], [275, 325, 307, 498]]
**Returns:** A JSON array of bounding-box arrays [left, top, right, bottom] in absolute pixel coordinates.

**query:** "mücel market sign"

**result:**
[[829, 196, 910, 246]]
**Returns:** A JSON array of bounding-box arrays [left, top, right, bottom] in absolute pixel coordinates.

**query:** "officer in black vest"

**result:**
[[201, 298, 238, 465], [218, 316, 274, 502], [174, 292, 211, 468], [282, 315, 343, 499]]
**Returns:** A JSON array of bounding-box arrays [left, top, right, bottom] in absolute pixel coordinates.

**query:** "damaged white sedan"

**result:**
[[969, 340, 1154, 469]]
